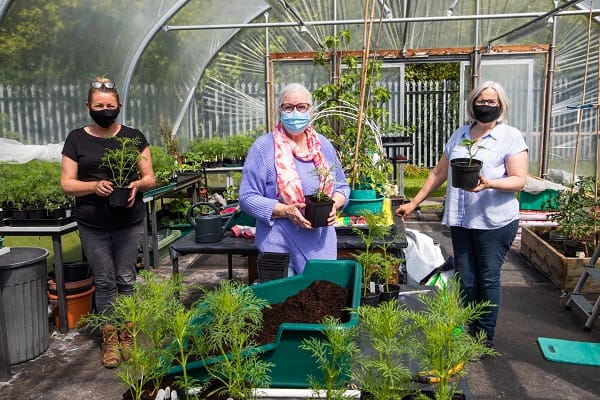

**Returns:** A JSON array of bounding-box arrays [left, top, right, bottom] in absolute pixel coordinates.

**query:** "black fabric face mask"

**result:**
[[89, 108, 120, 128], [473, 105, 501, 123]]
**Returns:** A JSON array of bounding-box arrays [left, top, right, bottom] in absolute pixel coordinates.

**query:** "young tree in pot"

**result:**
[[547, 176, 598, 256], [100, 136, 143, 207], [312, 30, 392, 193], [450, 139, 485, 190]]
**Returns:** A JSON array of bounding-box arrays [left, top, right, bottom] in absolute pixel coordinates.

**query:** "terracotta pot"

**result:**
[[47, 276, 93, 295], [48, 286, 95, 329]]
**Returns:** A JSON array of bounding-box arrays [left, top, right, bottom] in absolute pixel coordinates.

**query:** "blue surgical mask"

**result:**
[[281, 110, 311, 135]]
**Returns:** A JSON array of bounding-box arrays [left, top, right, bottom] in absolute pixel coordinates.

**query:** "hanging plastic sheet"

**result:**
[[0, 139, 63, 163]]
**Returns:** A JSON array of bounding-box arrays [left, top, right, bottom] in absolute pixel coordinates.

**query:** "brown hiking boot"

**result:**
[[119, 322, 134, 362], [101, 325, 121, 368]]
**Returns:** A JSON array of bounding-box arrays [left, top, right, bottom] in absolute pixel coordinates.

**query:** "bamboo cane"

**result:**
[[351, 0, 377, 187]]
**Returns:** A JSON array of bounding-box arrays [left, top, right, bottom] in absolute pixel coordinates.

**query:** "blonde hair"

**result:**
[[87, 76, 120, 104]]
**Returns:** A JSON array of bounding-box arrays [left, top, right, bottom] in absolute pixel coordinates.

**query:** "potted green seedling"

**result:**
[[305, 165, 336, 228], [78, 270, 186, 400], [352, 213, 389, 304], [299, 316, 359, 400], [353, 300, 416, 400], [450, 139, 485, 190], [100, 136, 143, 207], [407, 278, 497, 400]]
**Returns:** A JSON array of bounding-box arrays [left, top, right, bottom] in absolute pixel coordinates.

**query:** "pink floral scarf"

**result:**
[[273, 122, 332, 204]]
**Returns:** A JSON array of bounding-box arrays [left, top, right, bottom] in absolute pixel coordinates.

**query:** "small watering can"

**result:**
[[187, 202, 236, 243]]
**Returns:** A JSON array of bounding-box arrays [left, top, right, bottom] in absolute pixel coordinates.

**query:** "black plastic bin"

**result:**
[[0, 247, 49, 365]]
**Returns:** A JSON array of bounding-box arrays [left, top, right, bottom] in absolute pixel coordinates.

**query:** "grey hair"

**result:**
[[466, 81, 510, 122], [278, 83, 313, 108]]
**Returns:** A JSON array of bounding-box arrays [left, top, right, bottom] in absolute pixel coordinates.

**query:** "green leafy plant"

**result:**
[[374, 226, 405, 292], [224, 184, 239, 202], [352, 213, 389, 297], [166, 192, 192, 224], [149, 145, 176, 185], [459, 138, 485, 166], [353, 300, 416, 400], [0, 160, 72, 212], [407, 278, 497, 400], [548, 176, 598, 248], [195, 280, 273, 399], [299, 316, 359, 400], [100, 136, 142, 187], [79, 270, 185, 400]]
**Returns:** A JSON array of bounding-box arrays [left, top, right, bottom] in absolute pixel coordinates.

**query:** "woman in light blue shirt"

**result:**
[[396, 81, 528, 348]]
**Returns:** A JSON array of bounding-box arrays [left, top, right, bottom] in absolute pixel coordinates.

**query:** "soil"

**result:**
[[122, 280, 351, 400]]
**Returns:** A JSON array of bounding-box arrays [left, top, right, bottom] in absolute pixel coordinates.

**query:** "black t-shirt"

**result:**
[[62, 126, 149, 229]]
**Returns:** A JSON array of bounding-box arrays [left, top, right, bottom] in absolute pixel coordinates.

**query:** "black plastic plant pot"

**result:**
[[360, 288, 381, 306], [109, 187, 131, 207], [450, 158, 482, 190], [379, 283, 401, 302], [304, 195, 333, 228]]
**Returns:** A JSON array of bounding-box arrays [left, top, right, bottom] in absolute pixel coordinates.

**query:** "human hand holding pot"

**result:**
[[95, 180, 113, 197]]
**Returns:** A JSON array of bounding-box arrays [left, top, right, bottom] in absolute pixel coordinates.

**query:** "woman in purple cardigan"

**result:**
[[239, 83, 350, 275]]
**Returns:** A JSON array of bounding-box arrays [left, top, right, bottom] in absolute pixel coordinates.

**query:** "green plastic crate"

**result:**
[[167, 259, 361, 388], [519, 190, 559, 211]]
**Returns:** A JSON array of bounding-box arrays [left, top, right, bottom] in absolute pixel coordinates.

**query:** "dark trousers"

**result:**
[[450, 220, 518, 340], [77, 221, 143, 314]]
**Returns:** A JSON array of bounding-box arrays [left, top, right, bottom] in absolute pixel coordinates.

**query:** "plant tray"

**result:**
[[3, 216, 75, 227], [144, 182, 176, 198], [167, 259, 361, 388]]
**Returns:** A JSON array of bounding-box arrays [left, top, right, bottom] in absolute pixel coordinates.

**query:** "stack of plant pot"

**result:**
[[47, 261, 95, 329]]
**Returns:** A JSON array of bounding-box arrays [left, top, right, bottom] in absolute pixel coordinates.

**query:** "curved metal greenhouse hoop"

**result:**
[[311, 99, 384, 153]]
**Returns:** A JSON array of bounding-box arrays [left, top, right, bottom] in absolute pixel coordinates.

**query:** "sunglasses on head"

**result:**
[[90, 81, 116, 89]]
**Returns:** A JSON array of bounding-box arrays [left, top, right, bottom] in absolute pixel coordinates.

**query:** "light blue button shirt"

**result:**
[[442, 123, 528, 229]]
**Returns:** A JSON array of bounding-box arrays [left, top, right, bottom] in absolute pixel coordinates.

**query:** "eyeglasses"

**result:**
[[475, 98, 499, 106], [280, 103, 310, 113], [90, 81, 116, 89]]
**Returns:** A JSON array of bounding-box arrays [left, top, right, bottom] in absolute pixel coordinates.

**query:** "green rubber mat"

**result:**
[[537, 337, 600, 366]]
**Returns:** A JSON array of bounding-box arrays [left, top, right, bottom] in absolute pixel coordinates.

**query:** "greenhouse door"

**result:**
[[460, 57, 536, 134]]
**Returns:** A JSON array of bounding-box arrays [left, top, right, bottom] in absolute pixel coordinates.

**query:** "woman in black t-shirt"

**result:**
[[61, 77, 156, 368]]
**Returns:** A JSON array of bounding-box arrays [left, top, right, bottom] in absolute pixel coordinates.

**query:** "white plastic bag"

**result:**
[[404, 228, 446, 285]]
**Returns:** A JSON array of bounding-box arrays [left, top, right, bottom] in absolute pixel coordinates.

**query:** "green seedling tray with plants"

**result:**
[[167, 259, 361, 388]]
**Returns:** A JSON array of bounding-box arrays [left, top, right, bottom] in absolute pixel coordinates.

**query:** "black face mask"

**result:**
[[473, 105, 501, 123], [89, 108, 120, 128]]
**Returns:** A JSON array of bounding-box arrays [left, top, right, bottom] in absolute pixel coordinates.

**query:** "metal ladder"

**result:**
[[565, 242, 600, 331]]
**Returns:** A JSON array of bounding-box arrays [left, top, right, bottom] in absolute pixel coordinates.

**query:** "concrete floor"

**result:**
[[1, 208, 600, 399]]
